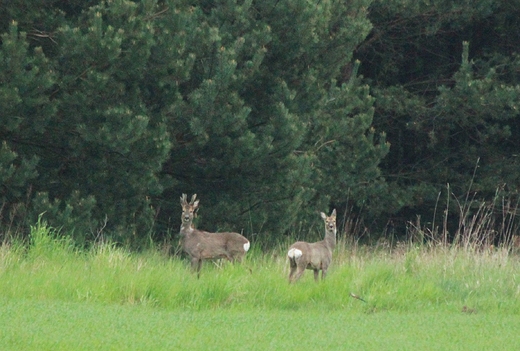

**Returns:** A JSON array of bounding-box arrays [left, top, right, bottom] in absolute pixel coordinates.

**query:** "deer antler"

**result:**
[[180, 193, 188, 206]]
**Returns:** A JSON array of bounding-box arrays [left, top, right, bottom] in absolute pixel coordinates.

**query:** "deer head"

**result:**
[[180, 193, 199, 228], [321, 209, 337, 234]]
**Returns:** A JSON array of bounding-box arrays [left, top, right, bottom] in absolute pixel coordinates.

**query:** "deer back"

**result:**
[[289, 240, 332, 269], [181, 225, 249, 261]]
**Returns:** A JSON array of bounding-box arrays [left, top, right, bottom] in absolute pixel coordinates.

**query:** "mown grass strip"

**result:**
[[1, 298, 518, 351]]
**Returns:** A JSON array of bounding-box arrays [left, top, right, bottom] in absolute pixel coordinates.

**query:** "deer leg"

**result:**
[[196, 259, 203, 278], [289, 263, 297, 283], [313, 269, 319, 282], [321, 263, 329, 280], [190, 257, 197, 270], [191, 257, 202, 277], [292, 266, 305, 283]]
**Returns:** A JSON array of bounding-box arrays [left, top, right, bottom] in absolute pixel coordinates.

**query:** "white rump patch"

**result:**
[[287, 248, 303, 259], [243, 241, 250, 252]]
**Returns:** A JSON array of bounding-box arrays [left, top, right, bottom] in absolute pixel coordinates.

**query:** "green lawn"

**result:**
[[1, 298, 518, 351]]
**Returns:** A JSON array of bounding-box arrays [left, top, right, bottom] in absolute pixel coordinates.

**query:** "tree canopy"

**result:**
[[1, 0, 519, 247]]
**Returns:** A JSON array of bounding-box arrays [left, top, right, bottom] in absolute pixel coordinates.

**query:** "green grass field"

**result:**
[[0, 222, 519, 350], [2, 298, 518, 351]]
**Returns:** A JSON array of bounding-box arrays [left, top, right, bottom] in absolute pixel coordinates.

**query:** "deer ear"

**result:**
[[193, 200, 200, 209], [321, 212, 327, 220], [331, 209, 336, 217]]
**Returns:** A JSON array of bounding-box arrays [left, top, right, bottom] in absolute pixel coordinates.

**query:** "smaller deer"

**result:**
[[179, 194, 250, 277], [287, 209, 337, 283]]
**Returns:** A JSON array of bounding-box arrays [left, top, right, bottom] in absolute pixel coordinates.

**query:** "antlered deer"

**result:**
[[179, 194, 250, 277], [287, 209, 337, 283]]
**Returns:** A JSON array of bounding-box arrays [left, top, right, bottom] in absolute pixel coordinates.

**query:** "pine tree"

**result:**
[[357, 0, 520, 232], [1, 2, 173, 244], [158, 0, 386, 242], [0, 22, 56, 236], [0, 0, 390, 246], [38, 1, 172, 243]]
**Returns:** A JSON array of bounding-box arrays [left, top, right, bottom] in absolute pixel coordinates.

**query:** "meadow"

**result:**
[[1, 221, 519, 350]]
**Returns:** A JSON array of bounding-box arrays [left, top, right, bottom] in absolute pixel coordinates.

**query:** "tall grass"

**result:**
[[1, 218, 519, 314]]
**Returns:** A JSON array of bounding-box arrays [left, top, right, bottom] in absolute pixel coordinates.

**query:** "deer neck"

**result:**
[[324, 228, 337, 249], [180, 220, 194, 235]]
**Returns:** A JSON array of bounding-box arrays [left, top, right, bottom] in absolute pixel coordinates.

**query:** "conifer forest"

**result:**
[[1, 0, 519, 248]]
